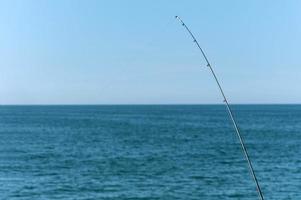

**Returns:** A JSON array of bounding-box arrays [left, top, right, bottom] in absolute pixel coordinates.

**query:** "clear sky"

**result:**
[[0, 0, 300, 104]]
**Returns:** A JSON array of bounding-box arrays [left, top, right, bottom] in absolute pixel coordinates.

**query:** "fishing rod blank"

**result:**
[[175, 16, 264, 200]]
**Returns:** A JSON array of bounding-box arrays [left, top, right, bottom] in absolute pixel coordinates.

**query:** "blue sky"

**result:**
[[0, 0, 300, 104]]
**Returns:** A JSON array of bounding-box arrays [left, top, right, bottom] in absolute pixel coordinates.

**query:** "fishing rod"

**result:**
[[175, 16, 264, 200]]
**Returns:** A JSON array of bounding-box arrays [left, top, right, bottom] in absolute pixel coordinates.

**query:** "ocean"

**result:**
[[0, 105, 300, 199]]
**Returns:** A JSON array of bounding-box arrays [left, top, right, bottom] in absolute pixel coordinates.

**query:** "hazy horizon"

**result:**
[[1, 103, 301, 106]]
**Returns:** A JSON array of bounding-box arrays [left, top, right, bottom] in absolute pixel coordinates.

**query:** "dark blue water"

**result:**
[[0, 105, 300, 199]]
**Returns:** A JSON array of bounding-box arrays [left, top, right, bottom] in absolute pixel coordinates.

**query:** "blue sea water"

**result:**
[[0, 105, 300, 200]]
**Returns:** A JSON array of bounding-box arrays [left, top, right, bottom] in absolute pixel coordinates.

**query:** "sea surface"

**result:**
[[0, 105, 300, 200]]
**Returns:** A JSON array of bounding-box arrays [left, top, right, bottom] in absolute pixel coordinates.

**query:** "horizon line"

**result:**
[[0, 103, 301, 106]]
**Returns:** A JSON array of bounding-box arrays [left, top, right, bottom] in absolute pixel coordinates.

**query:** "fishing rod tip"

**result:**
[[175, 15, 179, 19]]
